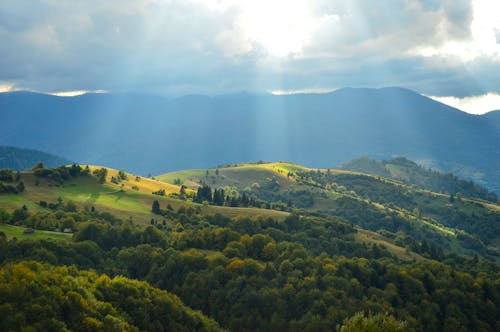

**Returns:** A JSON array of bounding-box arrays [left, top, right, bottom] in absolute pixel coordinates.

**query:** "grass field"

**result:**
[[0, 166, 290, 225], [157, 162, 309, 189], [0, 223, 73, 241]]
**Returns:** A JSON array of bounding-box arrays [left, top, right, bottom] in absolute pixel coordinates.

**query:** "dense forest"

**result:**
[[0, 163, 499, 331], [0, 146, 71, 171]]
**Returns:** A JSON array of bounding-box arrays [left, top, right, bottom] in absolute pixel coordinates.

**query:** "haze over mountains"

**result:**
[[1, 87, 499, 193]]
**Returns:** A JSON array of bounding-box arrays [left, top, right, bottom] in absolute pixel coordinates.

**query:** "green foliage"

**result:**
[[341, 157, 497, 202], [1, 160, 500, 331], [299, 169, 500, 258], [152, 188, 166, 196], [118, 170, 128, 180], [0, 169, 14, 181], [338, 312, 407, 332], [93, 167, 108, 184], [195, 184, 213, 203], [0, 169, 24, 194], [1, 206, 498, 331], [0, 261, 223, 332], [152, 200, 161, 214]]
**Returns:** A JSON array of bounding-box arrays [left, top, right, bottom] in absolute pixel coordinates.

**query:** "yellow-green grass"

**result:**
[[0, 168, 289, 225], [156, 169, 208, 188], [257, 162, 309, 175], [157, 162, 309, 189], [355, 228, 424, 262], [87, 166, 186, 196], [0, 223, 73, 241]]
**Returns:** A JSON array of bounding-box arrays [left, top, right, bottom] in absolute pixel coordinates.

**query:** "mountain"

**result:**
[[1, 87, 498, 193], [0, 146, 72, 170], [483, 110, 500, 131]]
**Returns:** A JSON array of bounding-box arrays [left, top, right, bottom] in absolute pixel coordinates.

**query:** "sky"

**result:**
[[1, 0, 500, 114]]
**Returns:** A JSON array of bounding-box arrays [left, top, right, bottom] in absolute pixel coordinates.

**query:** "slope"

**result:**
[[159, 161, 500, 260], [0, 165, 289, 228], [1, 162, 499, 331], [340, 157, 498, 202]]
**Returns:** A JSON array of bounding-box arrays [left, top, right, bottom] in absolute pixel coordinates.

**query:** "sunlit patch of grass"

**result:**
[[0, 223, 73, 241]]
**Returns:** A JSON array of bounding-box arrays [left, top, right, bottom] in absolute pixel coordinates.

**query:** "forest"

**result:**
[[0, 163, 499, 331]]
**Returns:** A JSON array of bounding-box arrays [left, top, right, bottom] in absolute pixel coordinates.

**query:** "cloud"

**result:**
[[0, 0, 499, 99], [429, 93, 500, 114], [0, 81, 16, 92]]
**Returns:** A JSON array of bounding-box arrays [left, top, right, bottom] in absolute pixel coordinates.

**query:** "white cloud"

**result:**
[[50, 90, 107, 97], [414, 0, 500, 61], [429, 93, 500, 114], [270, 87, 337, 95], [0, 82, 16, 92]]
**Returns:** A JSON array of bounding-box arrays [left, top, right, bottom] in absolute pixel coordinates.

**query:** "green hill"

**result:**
[[0, 146, 72, 170], [0, 164, 288, 228], [159, 161, 500, 260], [340, 157, 498, 202]]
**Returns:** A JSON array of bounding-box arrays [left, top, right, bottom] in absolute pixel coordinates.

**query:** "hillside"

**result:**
[[0, 261, 223, 331], [1, 88, 498, 193], [340, 157, 498, 202], [0, 146, 71, 170], [0, 164, 288, 226], [159, 161, 500, 260], [1, 162, 500, 331]]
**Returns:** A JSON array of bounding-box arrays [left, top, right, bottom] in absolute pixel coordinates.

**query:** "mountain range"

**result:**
[[1, 87, 498, 193]]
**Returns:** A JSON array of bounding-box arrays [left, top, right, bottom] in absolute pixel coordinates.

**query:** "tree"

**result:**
[[31, 162, 45, 170], [16, 181, 25, 193], [82, 165, 90, 176], [195, 185, 212, 203], [69, 164, 81, 177], [180, 185, 187, 198], [338, 312, 407, 332], [213, 188, 225, 206], [152, 200, 161, 215], [94, 168, 108, 184], [118, 170, 128, 180]]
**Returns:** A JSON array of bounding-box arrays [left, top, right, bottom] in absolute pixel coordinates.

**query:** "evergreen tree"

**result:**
[[195, 185, 213, 203], [180, 185, 187, 198], [151, 200, 161, 214]]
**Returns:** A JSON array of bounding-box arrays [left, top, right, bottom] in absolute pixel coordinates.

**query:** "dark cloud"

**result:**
[[0, 0, 498, 97]]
